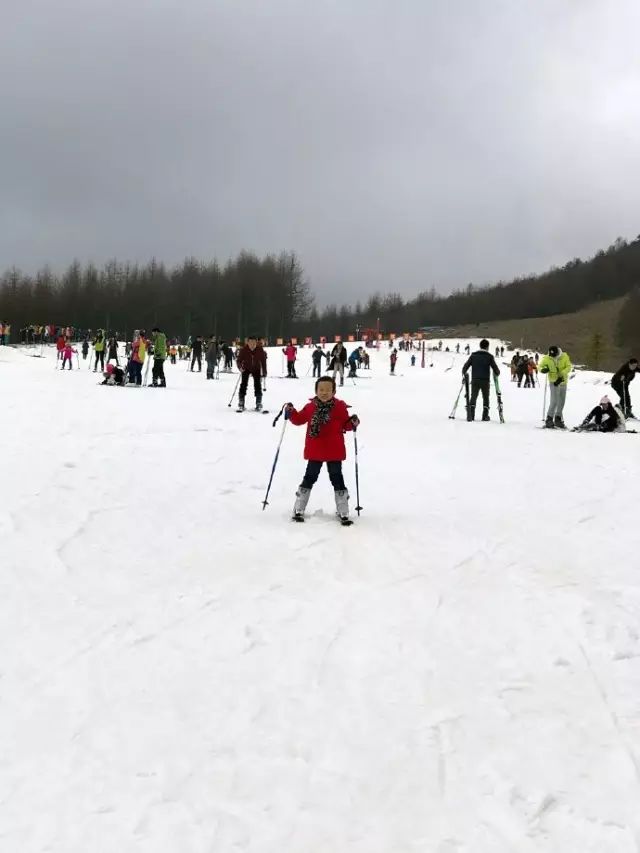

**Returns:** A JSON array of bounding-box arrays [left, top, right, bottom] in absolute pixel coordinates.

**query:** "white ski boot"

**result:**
[[292, 487, 311, 522], [335, 489, 352, 525]]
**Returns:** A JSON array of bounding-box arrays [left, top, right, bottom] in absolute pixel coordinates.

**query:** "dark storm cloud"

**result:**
[[2, 0, 640, 304]]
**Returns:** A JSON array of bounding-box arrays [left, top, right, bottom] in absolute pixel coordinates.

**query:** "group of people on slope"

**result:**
[[99, 329, 167, 387], [510, 352, 540, 388], [461, 340, 638, 430]]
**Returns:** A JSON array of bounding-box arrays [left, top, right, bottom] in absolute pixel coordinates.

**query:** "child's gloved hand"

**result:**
[[284, 403, 294, 413], [553, 378, 563, 386], [350, 414, 360, 428], [540, 367, 549, 373]]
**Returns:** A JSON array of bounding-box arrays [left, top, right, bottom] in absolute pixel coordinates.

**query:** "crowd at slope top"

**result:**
[[461, 338, 638, 431]]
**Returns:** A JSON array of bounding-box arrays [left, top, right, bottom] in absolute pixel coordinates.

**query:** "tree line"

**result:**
[[2, 235, 640, 342]]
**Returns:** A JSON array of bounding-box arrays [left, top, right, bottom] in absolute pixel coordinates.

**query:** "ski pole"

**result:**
[[353, 429, 363, 516], [448, 380, 465, 419], [262, 407, 289, 510], [227, 373, 241, 407], [262, 376, 267, 394], [542, 376, 548, 422], [143, 356, 152, 386]]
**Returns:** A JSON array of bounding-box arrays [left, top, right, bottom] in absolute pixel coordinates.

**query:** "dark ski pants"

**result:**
[[206, 358, 216, 379], [287, 360, 297, 378], [152, 357, 166, 386], [312, 361, 322, 377], [191, 353, 202, 371], [469, 379, 490, 417], [129, 361, 143, 385], [94, 351, 105, 371], [62, 356, 73, 370], [300, 460, 346, 491], [612, 379, 631, 413], [239, 371, 262, 403]]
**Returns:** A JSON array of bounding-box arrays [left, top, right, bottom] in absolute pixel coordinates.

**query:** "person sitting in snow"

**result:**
[[101, 362, 125, 386], [575, 396, 625, 432]]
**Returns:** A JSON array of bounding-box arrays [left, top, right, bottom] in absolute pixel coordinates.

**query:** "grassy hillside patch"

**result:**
[[438, 297, 628, 371]]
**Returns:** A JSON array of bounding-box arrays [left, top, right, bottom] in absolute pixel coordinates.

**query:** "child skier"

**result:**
[[285, 376, 360, 524], [61, 341, 78, 369], [81, 338, 89, 360], [575, 396, 625, 432], [390, 348, 398, 374], [410, 354, 416, 367], [101, 363, 125, 386]]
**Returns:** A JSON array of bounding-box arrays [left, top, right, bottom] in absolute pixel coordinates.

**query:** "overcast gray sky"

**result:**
[[2, 0, 640, 305]]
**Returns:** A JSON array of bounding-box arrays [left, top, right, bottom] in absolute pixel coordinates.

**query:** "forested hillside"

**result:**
[[1, 235, 640, 348]]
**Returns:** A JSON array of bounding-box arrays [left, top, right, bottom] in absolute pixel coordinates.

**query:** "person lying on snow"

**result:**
[[575, 396, 626, 432], [101, 362, 125, 386], [285, 376, 360, 523]]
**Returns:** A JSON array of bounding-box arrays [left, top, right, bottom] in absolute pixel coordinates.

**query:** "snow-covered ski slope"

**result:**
[[2, 341, 640, 853]]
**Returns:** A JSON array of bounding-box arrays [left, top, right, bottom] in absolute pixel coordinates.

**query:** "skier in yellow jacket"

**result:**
[[539, 345, 572, 429]]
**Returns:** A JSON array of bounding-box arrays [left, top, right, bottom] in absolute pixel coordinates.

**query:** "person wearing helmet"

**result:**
[[538, 345, 572, 429], [575, 396, 625, 433]]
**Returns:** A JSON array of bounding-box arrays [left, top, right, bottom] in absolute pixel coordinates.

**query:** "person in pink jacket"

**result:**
[[283, 341, 298, 378], [61, 342, 78, 370]]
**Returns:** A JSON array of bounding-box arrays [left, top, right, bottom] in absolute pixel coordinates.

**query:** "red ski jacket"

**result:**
[[237, 345, 267, 376], [288, 397, 354, 461], [283, 345, 297, 361]]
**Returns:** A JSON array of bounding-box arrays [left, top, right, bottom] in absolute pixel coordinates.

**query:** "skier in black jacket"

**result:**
[[462, 339, 500, 421], [611, 358, 638, 417], [311, 345, 329, 378]]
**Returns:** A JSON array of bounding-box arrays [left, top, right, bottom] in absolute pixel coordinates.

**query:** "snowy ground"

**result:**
[[2, 340, 640, 853]]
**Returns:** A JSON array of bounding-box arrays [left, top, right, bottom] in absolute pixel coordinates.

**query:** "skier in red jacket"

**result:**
[[282, 342, 297, 378], [236, 335, 267, 411], [285, 375, 360, 523]]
